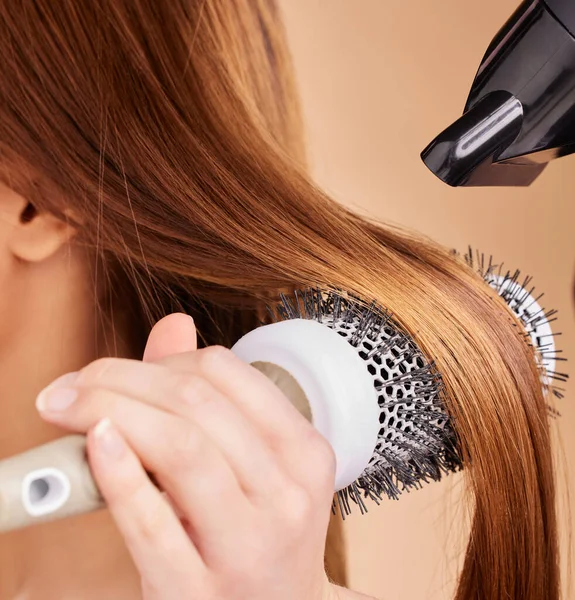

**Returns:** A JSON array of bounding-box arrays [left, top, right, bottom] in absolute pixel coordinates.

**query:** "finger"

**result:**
[[64, 351, 329, 491], [39, 387, 252, 550], [161, 346, 314, 441], [143, 313, 197, 362], [87, 418, 206, 592], [158, 347, 336, 494], [67, 359, 292, 501]]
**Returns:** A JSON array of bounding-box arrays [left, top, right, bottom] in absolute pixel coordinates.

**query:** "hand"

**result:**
[[35, 314, 338, 600]]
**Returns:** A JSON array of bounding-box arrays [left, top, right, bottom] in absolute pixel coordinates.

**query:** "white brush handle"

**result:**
[[0, 319, 379, 533], [0, 435, 102, 533]]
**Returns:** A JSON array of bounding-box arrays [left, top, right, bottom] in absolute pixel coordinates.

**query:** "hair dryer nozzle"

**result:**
[[422, 0, 575, 187], [420, 92, 541, 186]]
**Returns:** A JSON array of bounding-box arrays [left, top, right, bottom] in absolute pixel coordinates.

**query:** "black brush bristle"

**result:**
[[465, 247, 568, 401], [267, 287, 461, 516]]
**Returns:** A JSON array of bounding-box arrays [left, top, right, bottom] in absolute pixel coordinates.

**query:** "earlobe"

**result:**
[[9, 203, 77, 263]]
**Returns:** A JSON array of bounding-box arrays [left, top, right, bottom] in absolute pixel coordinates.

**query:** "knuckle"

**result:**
[[134, 493, 173, 543], [105, 471, 146, 508], [78, 386, 115, 413], [279, 485, 313, 526], [165, 426, 204, 470], [172, 373, 211, 407], [300, 431, 336, 492], [78, 357, 117, 385], [310, 435, 337, 475], [191, 466, 236, 500], [197, 345, 233, 371]]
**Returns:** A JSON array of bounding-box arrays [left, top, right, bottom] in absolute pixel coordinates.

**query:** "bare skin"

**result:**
[[0, 183, 142, 599], [0, 182, 379, 600]]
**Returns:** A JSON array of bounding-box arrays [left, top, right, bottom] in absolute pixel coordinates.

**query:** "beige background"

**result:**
[[280, 1, 575, 598]]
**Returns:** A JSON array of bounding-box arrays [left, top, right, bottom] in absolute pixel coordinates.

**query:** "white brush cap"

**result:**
[[231, 318, 380, 491]]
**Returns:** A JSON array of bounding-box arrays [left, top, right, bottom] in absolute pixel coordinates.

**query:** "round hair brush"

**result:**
[[465, 249, 568, 399], [0, 288, 457, 532], [235, 289, 459, 514]]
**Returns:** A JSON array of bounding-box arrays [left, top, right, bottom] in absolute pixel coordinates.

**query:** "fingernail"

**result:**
[[93, 418, 126, 458], [35, 371, 80, 412], [36, 387, 79, 412]]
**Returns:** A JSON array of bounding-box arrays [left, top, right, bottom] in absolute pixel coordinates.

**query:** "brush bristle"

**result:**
[[266, 288, 461, 516], [464, 247, 568, 400]]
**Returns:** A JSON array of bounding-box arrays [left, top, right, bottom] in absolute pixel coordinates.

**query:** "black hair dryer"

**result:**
[[421, 0, 575, 186]]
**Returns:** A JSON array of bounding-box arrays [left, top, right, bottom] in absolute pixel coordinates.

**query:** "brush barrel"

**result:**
[[488, 275, 556, 381], [0, 318, 379, 533]]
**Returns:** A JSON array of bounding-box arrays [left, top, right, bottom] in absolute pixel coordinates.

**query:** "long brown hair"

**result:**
[[0, 1, 560, 597]]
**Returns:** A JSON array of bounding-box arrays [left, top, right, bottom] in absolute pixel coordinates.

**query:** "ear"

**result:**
[[1, 185, 77, 263]]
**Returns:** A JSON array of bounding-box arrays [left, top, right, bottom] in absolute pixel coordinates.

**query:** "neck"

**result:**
[[0, 256, 139, 599]]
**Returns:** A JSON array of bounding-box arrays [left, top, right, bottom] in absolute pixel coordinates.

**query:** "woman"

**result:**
[[0, 1, 559, 599]]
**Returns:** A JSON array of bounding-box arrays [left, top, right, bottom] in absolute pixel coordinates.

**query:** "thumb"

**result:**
[[143, 313, 197, 362]]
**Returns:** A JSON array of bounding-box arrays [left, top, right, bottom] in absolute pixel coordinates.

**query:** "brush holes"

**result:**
[[274, 288, 461, 511], [324, 310, 457, 499]]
